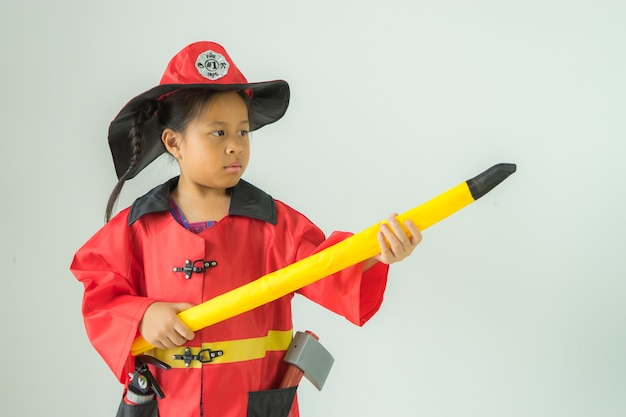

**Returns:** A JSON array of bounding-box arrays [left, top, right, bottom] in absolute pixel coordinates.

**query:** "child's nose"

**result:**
[[226, 138, 242, 154]]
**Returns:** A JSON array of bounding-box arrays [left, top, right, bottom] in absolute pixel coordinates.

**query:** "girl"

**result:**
[[71, 41, 421, 417]]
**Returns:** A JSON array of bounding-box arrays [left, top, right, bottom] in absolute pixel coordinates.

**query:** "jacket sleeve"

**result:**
[[288, 213, 390, 326], [70, 209, 155, 383]]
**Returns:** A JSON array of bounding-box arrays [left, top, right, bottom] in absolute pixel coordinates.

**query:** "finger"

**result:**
[[379, 225, 405, 263], [404, 220, 422, 245], [154, 333, 181, 349], [377, 229, 393, 262], [387, 215, 412, 245], [152, 340, 168, 350], [380, 222, 407, 256], [165, 331, 188, 348], [174, 321, 195, 341]]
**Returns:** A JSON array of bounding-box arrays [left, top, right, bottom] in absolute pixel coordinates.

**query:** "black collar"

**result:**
[[128, 177, 277, 225]]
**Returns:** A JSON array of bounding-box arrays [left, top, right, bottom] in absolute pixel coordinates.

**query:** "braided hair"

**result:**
[[105, 100, 159, 221]]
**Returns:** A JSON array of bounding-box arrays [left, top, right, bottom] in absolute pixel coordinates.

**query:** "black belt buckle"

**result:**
[[173, 347, 224, 367]]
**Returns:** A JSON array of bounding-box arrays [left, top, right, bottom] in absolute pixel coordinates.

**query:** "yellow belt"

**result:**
[[150, 330, 293, 368]]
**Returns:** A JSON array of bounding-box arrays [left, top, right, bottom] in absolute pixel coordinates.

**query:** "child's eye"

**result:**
[[211, 130, 225, 137], [239, 130, 249, 136]]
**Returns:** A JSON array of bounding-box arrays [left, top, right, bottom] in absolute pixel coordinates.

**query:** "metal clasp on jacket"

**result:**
[[173, 259, 217, 279], [172, 347, 224, 367]]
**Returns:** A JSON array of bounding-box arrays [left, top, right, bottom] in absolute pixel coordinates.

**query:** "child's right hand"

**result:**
[[139, 302, 195, 349]]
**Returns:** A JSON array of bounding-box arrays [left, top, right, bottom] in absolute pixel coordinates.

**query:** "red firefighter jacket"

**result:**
[[71, 177, 389, 417]]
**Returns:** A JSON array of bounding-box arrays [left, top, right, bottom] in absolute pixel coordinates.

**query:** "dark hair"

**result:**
[[104, 89, 251, 222]]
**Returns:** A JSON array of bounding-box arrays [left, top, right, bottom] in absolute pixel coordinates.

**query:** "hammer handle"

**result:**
[[279, 365, 305, 388]]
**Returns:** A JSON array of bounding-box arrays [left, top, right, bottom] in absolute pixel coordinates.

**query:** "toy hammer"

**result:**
[[279, 331, 334, 391]]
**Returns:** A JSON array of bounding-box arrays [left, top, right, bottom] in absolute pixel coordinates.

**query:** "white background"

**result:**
[[1, 1, 625, 416]]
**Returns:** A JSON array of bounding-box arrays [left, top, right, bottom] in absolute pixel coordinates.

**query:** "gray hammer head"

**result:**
[[284, 331, 334, 390]]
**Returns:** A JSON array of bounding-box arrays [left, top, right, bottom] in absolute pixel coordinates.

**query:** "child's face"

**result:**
[[175, 91, 250, 191]]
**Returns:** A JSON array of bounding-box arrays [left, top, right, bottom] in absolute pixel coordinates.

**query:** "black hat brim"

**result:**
[[108, 80, 289, 180]]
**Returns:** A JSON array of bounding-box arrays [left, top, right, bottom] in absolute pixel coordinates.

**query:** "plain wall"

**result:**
[[1, 1, 625, 416]]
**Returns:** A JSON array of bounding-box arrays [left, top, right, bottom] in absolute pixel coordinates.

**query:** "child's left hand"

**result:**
[[374, 214, 422, 265]]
